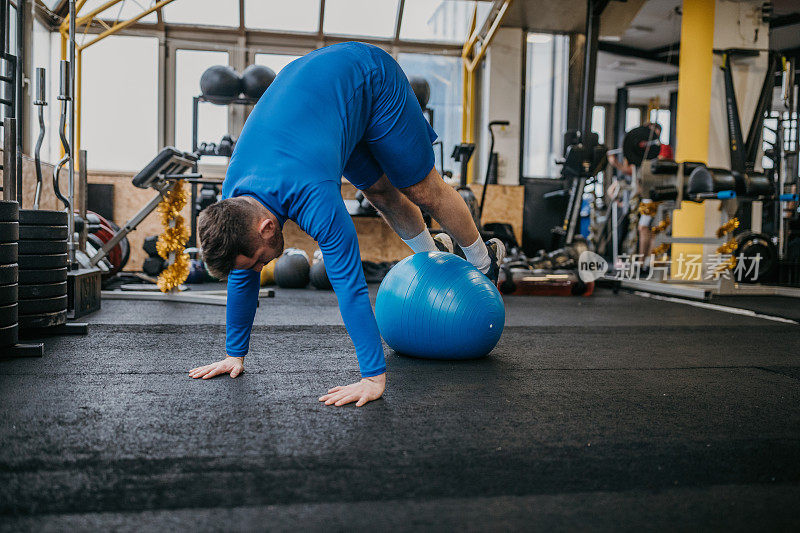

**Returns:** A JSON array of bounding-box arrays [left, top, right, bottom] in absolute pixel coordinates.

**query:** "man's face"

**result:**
[[234, 222, 285, 273]]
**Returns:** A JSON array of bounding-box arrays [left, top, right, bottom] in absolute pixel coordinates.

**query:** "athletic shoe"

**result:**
[[484, 238, 506, 285], [433, 232, 454, 253]]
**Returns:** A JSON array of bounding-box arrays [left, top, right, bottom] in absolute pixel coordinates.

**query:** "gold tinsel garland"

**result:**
[[156, 180, 190, 292]]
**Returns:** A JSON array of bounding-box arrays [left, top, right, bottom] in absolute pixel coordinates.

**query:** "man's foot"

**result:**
[[484, 238, 506, 285], [433, 232, 454, 253]]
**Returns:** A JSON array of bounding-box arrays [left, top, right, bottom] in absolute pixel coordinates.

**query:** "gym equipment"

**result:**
[[18, 210, 67, 225], [143, 256, 166, 277], [19, 240, 68, 254], [143, 235, 159, 258], [19, 295, 68, 315], [0, 221, 19, 242], [409, 77, 430, 109], [260, 258, 277, 286], [477, 121, 510, 223], [241, 64, 276, 99], [375, 252, 504, 359], [451, 143, 480, 226], [310, 250, 332, 290], [19, 310, 68, 330], [0, 200, 19, 221], [622, 125, 661, 166], [19, 224, 69, 240], [200, 65, 242, 99], [0, 264, 18, 284], [19, 268, 68, 285], [0, 282, 16, 303], [19, 281, 67, 300], [274, 249, 310, 288], [0, 242, 16, 263], [18, 254, 68, 270], [0, 303, 17, 327], [735, 231, 778, 283], [185, 259, 207, 284]]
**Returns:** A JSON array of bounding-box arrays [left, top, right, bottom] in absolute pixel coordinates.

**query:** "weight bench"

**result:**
[[89, 147, 198, 269], [98, 147, 274, 305]]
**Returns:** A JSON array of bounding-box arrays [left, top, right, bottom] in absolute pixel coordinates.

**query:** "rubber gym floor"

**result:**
[[1, 286, 798, 531]]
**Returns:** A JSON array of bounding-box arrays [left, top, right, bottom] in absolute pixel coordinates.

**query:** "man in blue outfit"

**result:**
[[190, 42, 504, 407]]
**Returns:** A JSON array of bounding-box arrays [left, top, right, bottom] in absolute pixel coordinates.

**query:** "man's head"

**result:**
[[198, 197, 284, 279]]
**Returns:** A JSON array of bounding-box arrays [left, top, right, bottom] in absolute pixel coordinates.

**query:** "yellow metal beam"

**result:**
[[78, 0, 176, 50], [61, 0, 178, 159], [460, 0, 513, 182]]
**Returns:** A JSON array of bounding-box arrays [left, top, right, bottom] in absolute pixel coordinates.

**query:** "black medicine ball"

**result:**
[[274, 252, 310, 288], [200, 65, 242, 98], [241, 64, 277, 99], [409, 77, 430, 109]]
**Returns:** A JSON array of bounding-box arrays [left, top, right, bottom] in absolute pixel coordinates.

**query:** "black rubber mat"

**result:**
[[0, 288, 797, 530]]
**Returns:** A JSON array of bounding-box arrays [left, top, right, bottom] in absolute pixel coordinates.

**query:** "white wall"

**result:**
[[478, 27, 523, 185]]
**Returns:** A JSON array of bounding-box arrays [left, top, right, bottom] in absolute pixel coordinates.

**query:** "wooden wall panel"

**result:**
[[3, 153, 524, 270]]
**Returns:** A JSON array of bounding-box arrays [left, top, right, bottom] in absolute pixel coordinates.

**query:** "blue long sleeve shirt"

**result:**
[[221, 43, 389, 377]]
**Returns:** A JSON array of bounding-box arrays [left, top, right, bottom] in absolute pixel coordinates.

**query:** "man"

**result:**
[[607, 122, 667, 259], [189, 42, 504, 407]]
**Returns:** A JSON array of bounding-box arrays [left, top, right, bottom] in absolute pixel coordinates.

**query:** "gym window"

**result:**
[[396, 53, 463, 180], [323, 0, 399, 38], [174, 49, 231, 166], [522, 32, 569, 179], [254, 54, 303, 75], [245, 0, 321, 33], [648, 108, 670, 145], [80, 35, 159, 172], [162, 0, 240, 27], [399, 0, 488, 44]]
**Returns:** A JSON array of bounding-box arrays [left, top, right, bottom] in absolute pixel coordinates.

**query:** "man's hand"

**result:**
[[189, 356, 244, 379], [319, 373, 385, 407]]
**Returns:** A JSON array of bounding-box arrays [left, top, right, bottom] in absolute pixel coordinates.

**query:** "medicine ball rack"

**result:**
[[97, 146, 274, 305], [187, 94, 258, 249]]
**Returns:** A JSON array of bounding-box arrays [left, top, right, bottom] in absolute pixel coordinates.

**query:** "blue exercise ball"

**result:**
[[375, 252, 505, 359]]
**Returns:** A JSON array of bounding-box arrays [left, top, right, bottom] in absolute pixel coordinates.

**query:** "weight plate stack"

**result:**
[[18, 210, 70, 332], [0, 201, 20, 348]]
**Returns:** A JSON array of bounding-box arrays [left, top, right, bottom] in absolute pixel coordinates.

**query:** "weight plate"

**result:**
[[18, 268, 67, 285], [18, 281, 67, 299], [18, 240, 68, 255], [0, 264, 18, 285], [19, 225, 69, 241], [0, 303, 17, 327], [19, 295, 68, 315], [0, 243, 17, 264], [622, 125, 661, 166], [18, 253, 68, 270], [19, 309, 67, 330], [19, 209, 68, 226], [0, 222, 19, 243], [0, 201, 19, 222], [0, 322, 18, 348], [0, 283, 18, 306]]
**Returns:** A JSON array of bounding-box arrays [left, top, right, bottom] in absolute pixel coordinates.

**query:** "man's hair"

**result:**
[[198, 197, 261, 279]]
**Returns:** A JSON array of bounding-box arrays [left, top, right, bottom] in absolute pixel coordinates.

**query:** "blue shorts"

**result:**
[[342, 51, 438, 191]]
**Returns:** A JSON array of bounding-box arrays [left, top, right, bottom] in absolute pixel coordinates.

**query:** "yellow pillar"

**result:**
[[671, 0, 716, 280]]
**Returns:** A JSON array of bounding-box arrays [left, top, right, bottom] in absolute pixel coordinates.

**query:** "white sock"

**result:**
[[460, 236, 491, 273], [402, 229, 437, 253]]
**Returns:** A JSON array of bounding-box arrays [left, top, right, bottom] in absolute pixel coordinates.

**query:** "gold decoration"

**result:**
[[717, 237, 738, 255], [716, 217, 739, 238], [651, 216, 671, 235], [638, 202, 659, 217], [651, 243, 670, 257], [156, 180, 190, 292]]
